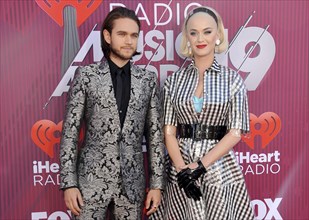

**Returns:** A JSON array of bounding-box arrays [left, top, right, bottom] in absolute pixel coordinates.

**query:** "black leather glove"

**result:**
[[177, 160, 206, 187], [176, 167, 192, 189], [183, 180, 202, 201], [176, 160, 206, 200], [191, 160, 207, 181], [177, 168, 202, 200]]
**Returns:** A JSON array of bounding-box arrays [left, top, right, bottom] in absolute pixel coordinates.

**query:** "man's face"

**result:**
[[104, 18, 139, 66]]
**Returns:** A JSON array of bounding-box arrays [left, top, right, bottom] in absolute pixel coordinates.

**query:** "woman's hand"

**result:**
[[180, 162, 198, 170]]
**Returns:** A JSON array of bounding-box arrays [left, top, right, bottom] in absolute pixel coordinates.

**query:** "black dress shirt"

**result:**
[[108, 59, 131, 128]]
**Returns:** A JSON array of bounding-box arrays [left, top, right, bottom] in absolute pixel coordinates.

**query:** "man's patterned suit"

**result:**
[[59, 60, 165, 217]]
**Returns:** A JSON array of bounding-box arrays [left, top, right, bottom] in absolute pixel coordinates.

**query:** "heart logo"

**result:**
[[31, 120, 84, 158], [242, 112, 281, 149], [35, 0, 102, 27], [31, 120, 63, 158]]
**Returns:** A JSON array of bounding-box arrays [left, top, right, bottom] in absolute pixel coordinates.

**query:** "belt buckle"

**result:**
[[193, 123, 201, 141]]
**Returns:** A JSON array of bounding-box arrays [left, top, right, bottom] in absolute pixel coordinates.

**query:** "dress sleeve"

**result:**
[[227, 73, 250, 133], [163, 77, 178, 127]]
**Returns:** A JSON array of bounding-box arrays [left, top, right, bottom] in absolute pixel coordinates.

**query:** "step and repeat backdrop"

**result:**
[[1, 0, 308, 219]]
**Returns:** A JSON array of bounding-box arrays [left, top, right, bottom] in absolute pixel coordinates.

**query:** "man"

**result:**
[[59, 7, 165, 220]]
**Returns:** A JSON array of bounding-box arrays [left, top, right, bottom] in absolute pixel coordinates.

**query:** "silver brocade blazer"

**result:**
[[59, 60, 165, 203]]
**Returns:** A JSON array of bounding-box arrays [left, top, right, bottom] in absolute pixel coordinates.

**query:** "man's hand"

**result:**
[[145, 189, 161, 216], [63, 188, 84, 216]]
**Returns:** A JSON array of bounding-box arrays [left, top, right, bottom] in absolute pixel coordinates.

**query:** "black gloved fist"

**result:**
[[176, 160, 207, 200], [177, 160, 206, 187], [176, 167, 192, 189], [191, 160, 207, 181], [183, 180, 202, 201]]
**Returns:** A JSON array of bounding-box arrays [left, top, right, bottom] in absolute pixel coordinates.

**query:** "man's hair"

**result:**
[[100, 7, 141, 59]]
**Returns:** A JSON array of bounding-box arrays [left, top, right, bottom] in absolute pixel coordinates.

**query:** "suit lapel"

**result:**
[[122, 64, 143, 132], [98, 60, 112, 88], [98, 61, 122, 127], [98, 61, 144, 131]]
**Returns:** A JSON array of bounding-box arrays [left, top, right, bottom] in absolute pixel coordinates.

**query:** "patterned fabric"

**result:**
[[59, 60, 165, 217], [75, 178, 144, 220], [150, 59, 254, 220]]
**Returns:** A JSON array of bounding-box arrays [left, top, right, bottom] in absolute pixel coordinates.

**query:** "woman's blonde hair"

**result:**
[[180, 6, 228, 58]]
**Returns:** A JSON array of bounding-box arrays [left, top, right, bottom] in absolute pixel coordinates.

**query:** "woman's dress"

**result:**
[[150, 60, 255, 220]]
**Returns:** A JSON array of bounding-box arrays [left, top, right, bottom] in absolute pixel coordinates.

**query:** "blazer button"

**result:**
[[116, 156, 120, 160]]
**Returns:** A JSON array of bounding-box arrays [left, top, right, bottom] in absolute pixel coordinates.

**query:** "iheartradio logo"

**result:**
[[242, 112, 281, 149], [31, 120, 84, 158], [35, 0, 102, 108], [35, 0, 101, 27]]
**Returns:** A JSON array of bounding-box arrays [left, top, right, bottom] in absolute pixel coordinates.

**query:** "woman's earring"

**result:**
[[215, 39, 221, 46], [187, 42, 192, 55]]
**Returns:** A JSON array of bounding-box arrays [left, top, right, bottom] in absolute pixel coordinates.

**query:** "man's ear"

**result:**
[[103, 29, 111, 44]]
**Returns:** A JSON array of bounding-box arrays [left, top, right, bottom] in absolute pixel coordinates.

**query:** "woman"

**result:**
[[151, 6, 255, 220]]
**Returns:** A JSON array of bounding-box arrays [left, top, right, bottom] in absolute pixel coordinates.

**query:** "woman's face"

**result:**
[[186, 12, 219, 59]]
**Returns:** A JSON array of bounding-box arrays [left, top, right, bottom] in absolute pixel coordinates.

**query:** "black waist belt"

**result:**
[[177, 124, 227, 141]]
